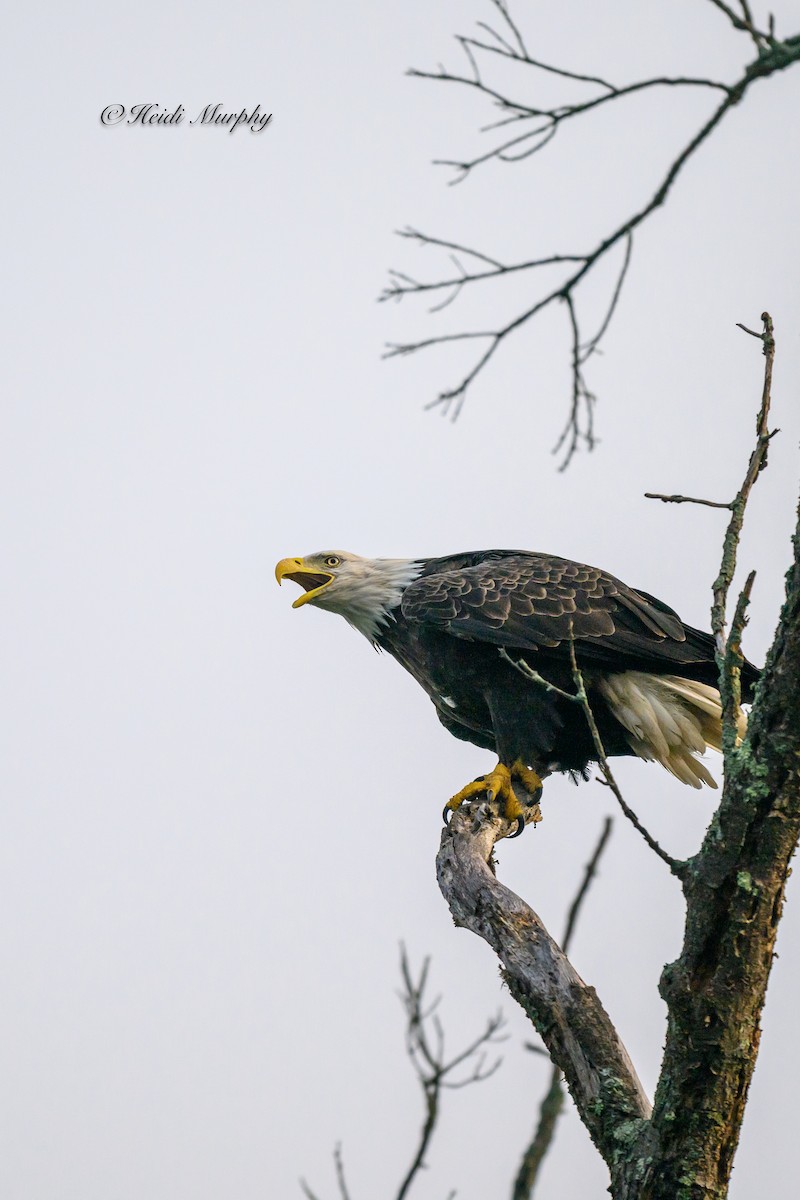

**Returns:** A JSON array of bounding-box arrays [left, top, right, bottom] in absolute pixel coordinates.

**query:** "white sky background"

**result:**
[[2, 2, 799, 1197]]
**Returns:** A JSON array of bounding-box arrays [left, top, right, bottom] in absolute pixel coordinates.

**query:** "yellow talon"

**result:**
[[444, 760, 544, 830], [512, 762, 544, 802]]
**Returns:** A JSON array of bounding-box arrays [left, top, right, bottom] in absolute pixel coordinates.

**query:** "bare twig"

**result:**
[[645, 312, 775, 749], [385, 77, 748, 454], [704, 0, 774, 45], [711, 313, 776, 658], [553, 293, 597, 467], [406, 72, 730, 185], [577, 232, 633, 364], [333, 1145, 352, 1200], [498, 647, 575, 702], [396, 947, 505, 1200], [562, 817, 614, 955], [487, 0, 528, 58], [499, 647, 683, 875], [301, 952, 505, 1200], [644, 493, 732, 510], [382, 236, 584, 303], [722, 570, 757, 755], [512, 1065, 564, 1200], [388, 3, 800, 465], [512, 818, 613, 1199], [567, 638, 685, 877], [300, 1145, 352, 1200]]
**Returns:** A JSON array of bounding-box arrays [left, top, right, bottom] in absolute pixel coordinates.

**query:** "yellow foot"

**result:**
[[443, 760, 543, 837]]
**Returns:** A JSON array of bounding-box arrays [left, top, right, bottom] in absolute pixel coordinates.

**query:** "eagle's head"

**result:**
[[275, 551, 422, 643]]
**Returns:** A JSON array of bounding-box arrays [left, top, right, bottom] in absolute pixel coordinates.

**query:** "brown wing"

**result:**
[[400, 551, 696, 661]]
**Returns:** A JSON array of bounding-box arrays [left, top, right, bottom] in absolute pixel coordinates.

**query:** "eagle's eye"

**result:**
[[324, 556, 341, 569]]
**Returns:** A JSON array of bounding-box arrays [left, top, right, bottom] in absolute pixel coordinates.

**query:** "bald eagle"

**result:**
[[275, 550, 759, 835]]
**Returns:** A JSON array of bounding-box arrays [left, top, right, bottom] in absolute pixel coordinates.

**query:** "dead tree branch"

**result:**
[[705, 0, 775, 47], [301, 950, 506, 1200], [620, 312, 800, 1200], [500, 647, 683, 875], [512, 1066, 564, 1200], [435, 318, 800, 1197], [512, 817, 613, 1200], [436, 801, 652, 1190], [711, 314, 775, 650], [646, 312, 777, 741], [643, 493, 732, 509], [384, 3, 800, 466], [396, 947, 505, 1200]]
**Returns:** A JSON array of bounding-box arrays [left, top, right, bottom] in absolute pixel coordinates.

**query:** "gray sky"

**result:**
[[2, 2, 799, 1197]]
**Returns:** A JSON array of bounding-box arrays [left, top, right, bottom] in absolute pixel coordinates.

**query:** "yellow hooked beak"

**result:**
[[275, 557, 335, 608]]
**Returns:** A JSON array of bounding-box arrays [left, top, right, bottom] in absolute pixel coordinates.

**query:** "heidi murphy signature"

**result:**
[[100, 103, 272, 133]]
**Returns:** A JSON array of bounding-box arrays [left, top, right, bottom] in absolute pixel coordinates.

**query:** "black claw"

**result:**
[[442, 805, 452, 826], [509, 816, 525, 839], [528, 787, 544, 806], [486, 789, 495, 803]]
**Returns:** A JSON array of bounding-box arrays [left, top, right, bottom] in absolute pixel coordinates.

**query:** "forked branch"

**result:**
[[396, 947, 506, 1200], [436, 802, 651, 1186], [499, 646, 683, 875], [301, 950, 506, 1200], [435, 314, 800, 1198], [385, 2, 800, 467]]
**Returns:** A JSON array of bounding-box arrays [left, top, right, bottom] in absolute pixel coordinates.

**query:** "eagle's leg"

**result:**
[[511, 761, 545, 805], [444, 760, 543, 836]]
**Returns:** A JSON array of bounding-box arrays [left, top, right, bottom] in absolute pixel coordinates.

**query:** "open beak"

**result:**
[[275, 557, 335, 608]]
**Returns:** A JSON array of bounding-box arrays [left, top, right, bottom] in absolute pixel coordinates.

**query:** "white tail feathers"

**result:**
[[598, 672, 747, 789]]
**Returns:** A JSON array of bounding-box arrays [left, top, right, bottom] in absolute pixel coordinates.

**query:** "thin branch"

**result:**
[[578, 232, 633, 364], [737, 0, 769, 52], [711, 313, 776, 655], [562, 817, 614, 955], [407, 73, 732, 188], [567, 637, 685, 877], [704, 0, 774, 44], [645, 311, 776, 751], [395, 947, 505, 1200], [553, 293, 597, 468], [599, 775, 683, 875], [499, 648, 684, 875], [384, 81, 745, 442], [498, 648, 575, 702], [333, 1145, 352, 1200], [722, 570, 756, 755], [488, 0, 528, 58], [460, 34, 617, 88], [395, 226, 506, 269], [304, 951, 505, 1200], [512, 1065, 564, 1200], [644, 492, 732, 509], [381, 248, 584, 304], [389, 3, 800, 463]]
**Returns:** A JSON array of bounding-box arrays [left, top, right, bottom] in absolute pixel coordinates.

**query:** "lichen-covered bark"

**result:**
[[624, 500, 800, 1200], [436, 805, 651, 1184]]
